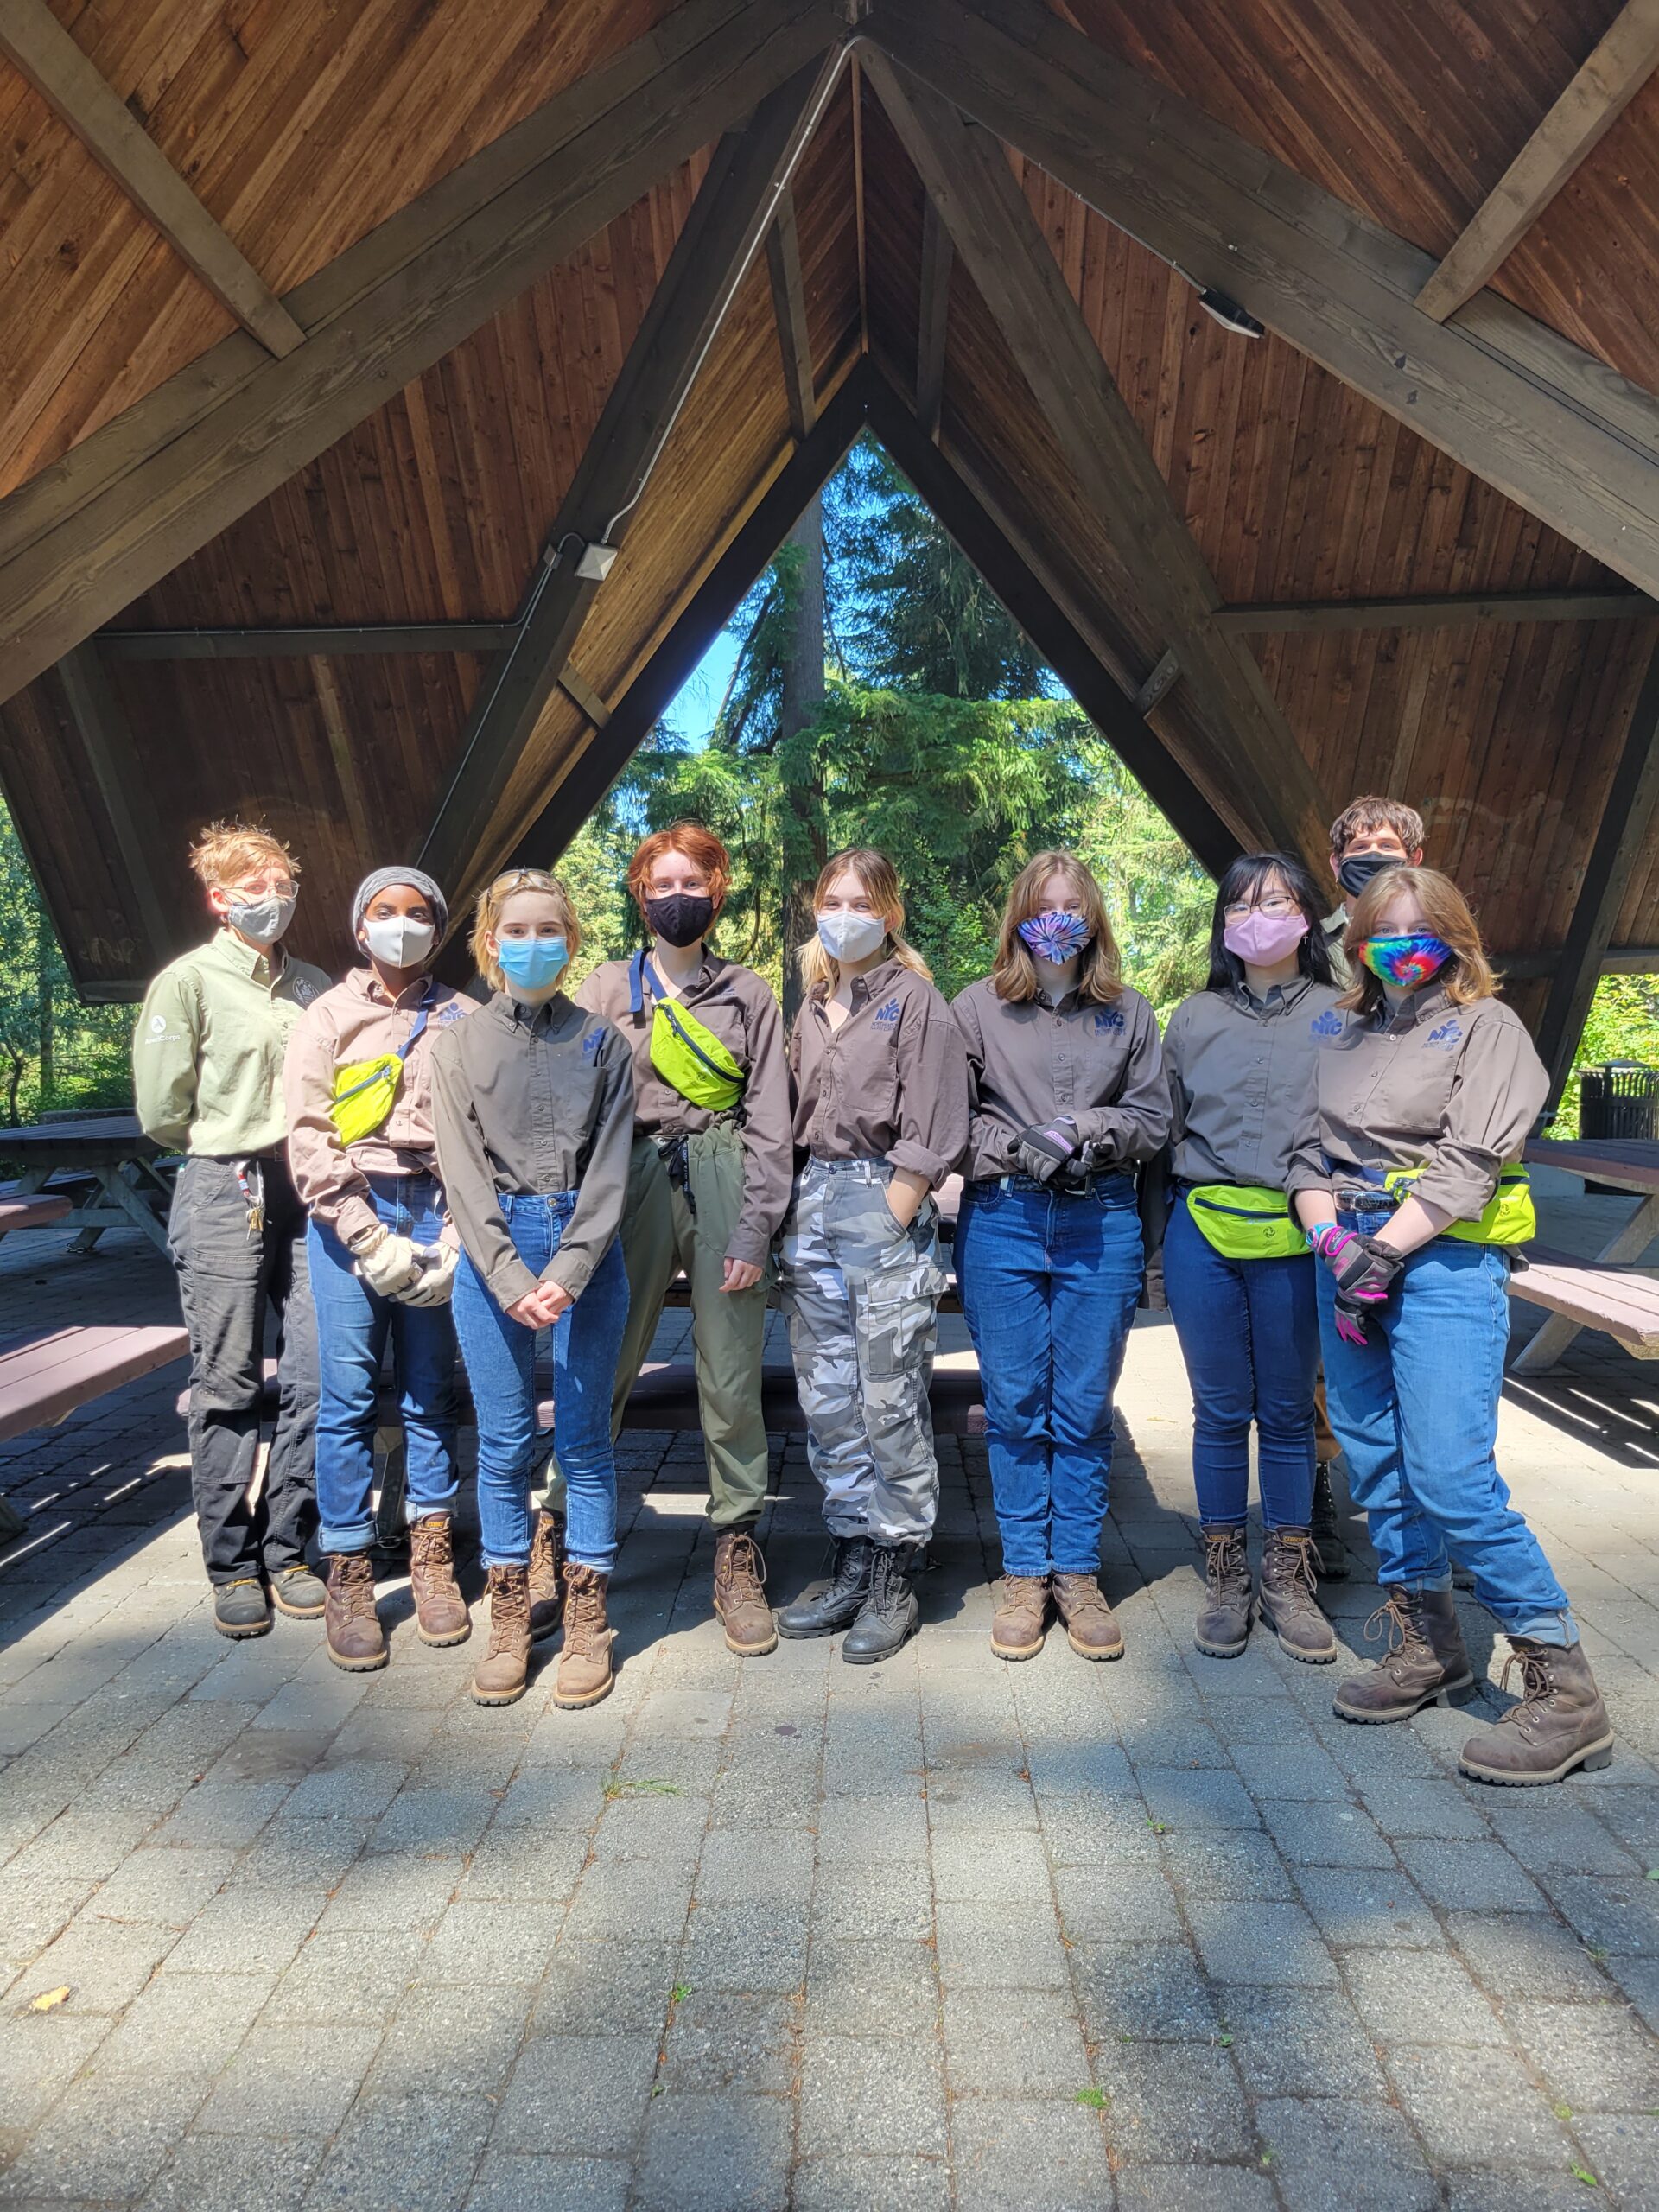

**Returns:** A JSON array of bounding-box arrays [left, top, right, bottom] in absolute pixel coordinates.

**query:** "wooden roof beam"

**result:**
[[0, 0, 303, 358], [1416, 0, 1659, 324], [419, 50, 847, 899], [858, 0, 1659, 607], [0, 0, 842, 707], [914, 197, 953, 440], [99, 621, 520, 659], [54, 645, 172, 968], [766, 186, 818, 439], [1216, 589, 1659, 635], [861, 49, 1331, 879]]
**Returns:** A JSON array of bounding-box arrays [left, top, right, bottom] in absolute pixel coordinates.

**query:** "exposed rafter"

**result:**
[[914, 197, 953, 440], [861, 49, 1330, 878], [54, 645, 171, 966], [766, 187, 818, 438], [1216, 589, 1657, 635], [99, 621, 519, 660], [858, 0, 1659, 606], [1416, 0, 1659, 323], [0, 0, 303, 358], [0, 0, 841, 706]]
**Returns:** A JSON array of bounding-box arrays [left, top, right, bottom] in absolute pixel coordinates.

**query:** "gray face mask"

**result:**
[[361, 915, 435, 969], [226, 892, 296, 946]]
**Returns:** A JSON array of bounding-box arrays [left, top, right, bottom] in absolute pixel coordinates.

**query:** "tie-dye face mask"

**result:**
[[1361, 932, 1452, 988], [1017, 910, 1092, 964]]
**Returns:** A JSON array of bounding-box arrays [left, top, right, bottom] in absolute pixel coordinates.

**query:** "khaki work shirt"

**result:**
[[134, 930, 331, 1157], [576, 952, 791, 1268], [951, 976, 1168, 1184], [1163, 977, 1341, 1192], [429, 990, 634, 1308], [790, 957, 969, 1189], [283, 967, 476, 1249], [1301, 986, 1548, 1218]]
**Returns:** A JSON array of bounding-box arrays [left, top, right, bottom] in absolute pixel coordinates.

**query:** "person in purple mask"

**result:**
[[1292, 867, 1611, 1787], [1161, 853, 1343, 1666], [951, 851, 1166, 1663]]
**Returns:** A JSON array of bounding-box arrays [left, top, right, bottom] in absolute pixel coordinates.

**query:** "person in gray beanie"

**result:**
[[284, 867, 480, 1670]]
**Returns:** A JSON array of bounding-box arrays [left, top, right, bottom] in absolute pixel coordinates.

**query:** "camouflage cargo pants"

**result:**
[[776, 1157, 948, 1545]]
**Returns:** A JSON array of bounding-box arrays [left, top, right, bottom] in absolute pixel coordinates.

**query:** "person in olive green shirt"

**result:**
[[134, 823, 331, 1639]]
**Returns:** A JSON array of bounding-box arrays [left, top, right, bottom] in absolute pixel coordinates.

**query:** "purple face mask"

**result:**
[[1223, 908, 1309, 966], [1018, 909, 1092, 964]]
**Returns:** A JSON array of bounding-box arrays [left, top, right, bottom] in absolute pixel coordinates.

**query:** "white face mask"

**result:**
[[226, 892, 296, 946], [361, 915, 435, 969], [817, 909, 888, 964]]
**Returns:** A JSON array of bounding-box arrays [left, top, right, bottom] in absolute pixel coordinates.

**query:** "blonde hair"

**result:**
[[991, 849, 1122, 1004], [797, 848, 931, 995], [469, 868, 581, 995], [188, 821, 297, 889], [1338, 864, 1497, 1018]]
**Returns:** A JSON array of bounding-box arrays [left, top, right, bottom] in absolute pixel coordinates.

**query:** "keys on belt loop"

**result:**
[[233, 1158, 265, 1240]]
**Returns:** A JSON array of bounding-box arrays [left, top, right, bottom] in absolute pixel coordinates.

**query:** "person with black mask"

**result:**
[[1322, 796, 1425, 975], [532, 822, 791, 1656]]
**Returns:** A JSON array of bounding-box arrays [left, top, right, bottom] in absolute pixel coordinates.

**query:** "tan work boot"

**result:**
[[1459, 1637, 1614, 1787], [990, 1575, 1049, 1660], [1195, 1524, 1255, 1657], [1333, 1586, 1473, 1723], [527, 1510, 565, 1643], [555, 1562, 616, 1708], [712, 1529, 778, 1657], [1050, 1572, 1124, 1661], [471, 1563, 532, 1707], [1257, 1528, 1338, 1663], [324, 1552, 387, 1672], [408, 1515, 470, 1647]]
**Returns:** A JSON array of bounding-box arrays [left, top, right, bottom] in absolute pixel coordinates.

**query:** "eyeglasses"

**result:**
[[1222, 894, 1298, 920]]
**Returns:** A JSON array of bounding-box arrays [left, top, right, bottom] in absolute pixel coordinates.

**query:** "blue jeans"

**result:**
[[1162, 1195, 1319, 1529], [956, 1174, 1143, 1575], [450, 1192, 628, 1573], [1316, 1222, 1576, 1643], [309, 1173, 459, 1555]]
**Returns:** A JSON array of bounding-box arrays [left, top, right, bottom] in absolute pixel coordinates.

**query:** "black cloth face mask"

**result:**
[[1337, 850, 1406, 901], [643, 892, 715, 948]]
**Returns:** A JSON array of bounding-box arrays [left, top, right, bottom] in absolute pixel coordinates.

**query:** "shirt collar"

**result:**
[[847, 955, 905, 1009], [350, 964, 433, 1010], [212, 927, 282, 988], [1322, 902, 1348, 938], [1231, 973, 1312, 1017], [1377, 981, 1452, 1033], [499, 988, 571, 1034]]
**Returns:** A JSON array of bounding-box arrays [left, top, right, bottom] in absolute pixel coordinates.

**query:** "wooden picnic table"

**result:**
[[1512, 1139, 1659, 1372], [0, 1116, 175, 1255]]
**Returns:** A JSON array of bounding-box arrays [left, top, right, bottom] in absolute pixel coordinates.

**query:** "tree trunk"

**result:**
[[779, 496, 828, 1026]]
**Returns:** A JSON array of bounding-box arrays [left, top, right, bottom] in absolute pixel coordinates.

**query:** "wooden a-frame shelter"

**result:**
[[5, 0, 1659, 1104]]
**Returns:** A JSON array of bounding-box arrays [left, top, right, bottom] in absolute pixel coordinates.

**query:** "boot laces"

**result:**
[[1496, 1646, 1555, 1729], [1204, 1530, 1249, 1596], [486, 1567, 529, 1653], [1268, 1532, 1325, 1611], [867, 1548, 912, 1621], [564, 1569, 607, 1656], [1054, 1573, 1109, 1617], [411, 1517, 453, 1572], [718, 1533, 768, 1603], [331, 1554, 377, 1624]]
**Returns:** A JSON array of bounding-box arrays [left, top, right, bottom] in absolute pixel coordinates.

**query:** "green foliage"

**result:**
[[0, 797, 132, 1135], [1553, 975, 1659, 1137]]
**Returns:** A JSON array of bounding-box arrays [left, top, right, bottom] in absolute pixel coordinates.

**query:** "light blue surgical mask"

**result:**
[[496, 934, 569, 997]]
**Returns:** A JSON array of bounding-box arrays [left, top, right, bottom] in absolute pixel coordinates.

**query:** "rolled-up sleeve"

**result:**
[[283, 1001, 378, 1249], [542, 1029, 636, 1298], [889, 1004, 969, 1185], [1415, 1009, 1548, 1219], [429, 1030, 538, 1309], [1075, 997, 1169, 1164], [132, 968, 200, 1151], [730, 986, 793, 1267]]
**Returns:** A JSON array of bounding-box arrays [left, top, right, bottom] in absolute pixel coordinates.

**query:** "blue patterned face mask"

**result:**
[[1017, 910, 1092, 964]]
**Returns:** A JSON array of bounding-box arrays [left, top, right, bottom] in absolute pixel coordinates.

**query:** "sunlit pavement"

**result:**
[[2, 1204, 1657, 2211]]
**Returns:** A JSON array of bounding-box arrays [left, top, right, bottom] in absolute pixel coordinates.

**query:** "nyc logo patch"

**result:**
[[1093, 1008, 1125, 1033], [582, 1028, 605, 1062], [435, 1000, 466, 1026], [874, 997, 902, 1027], [1427, 1020, 1463, 1049], [1310, 1009, 1344, 1037]]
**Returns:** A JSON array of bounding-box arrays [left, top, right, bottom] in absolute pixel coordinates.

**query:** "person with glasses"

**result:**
[[1161, 854, 1342, 1665], [1293, 866, 1612, 1786], [134, 822, 330, 1638]]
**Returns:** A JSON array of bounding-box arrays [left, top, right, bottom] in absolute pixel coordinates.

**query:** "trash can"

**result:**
[[1578, 1062, 1659, 1190]]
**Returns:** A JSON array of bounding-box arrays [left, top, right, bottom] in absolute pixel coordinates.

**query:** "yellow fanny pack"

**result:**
[[632, 952, 745, 1114], [1382, 1164, 1535, 1246], [328, 986, 435, 1147], [1185, 1184, 1308, 1260]]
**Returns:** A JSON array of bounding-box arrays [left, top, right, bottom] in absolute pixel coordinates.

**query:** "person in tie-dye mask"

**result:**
[[950, 851, 1167, 1663], [1290, 867, 1612, 1788]]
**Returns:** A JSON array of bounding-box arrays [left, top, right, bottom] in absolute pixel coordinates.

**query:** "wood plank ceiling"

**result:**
[[0, 0, 1657, 1077]]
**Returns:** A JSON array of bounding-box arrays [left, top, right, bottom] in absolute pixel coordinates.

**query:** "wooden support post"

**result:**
[[915, 196, 953, 438], [54, 645, 171, 965], [766, 186, 818, 438]]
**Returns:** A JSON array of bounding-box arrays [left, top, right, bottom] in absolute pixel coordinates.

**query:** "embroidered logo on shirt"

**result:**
[[582, 1028, 605, 1061], [1093, 1008, 1125, 1033], [435, 1001, 465, 1025], [1427, 1020, 1463, 1048], [294, 981, 317, 1005], [874, 997, 902, 1027], [1310, 1009, 1343, 1037]]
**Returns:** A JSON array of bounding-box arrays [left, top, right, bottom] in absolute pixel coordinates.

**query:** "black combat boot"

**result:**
[[842, 1541, 923, 1665], [776, 1536, 874, 1639]]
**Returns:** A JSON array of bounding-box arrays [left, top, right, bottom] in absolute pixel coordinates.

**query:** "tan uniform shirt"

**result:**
[[283, 968, 477, 1249], [790, 957, 969, 1189], [134, 930, 331, 1157], [951, 976, 1168, 1184], [575, 951, 792, 1268], [1163, 976, 1341, 1192], [429, 990, 635, 1307], [1301, 986, 1547, 1218]]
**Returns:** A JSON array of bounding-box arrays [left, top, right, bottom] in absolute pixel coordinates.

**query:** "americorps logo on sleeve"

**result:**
[[1310, 1008, 1344, 1037]]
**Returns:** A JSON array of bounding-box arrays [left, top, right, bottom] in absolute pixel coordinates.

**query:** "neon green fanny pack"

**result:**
[[1185, 1184, 1308, 1260], [634, 953, 745, 1113], [1382, 1164, 1535, 1246]]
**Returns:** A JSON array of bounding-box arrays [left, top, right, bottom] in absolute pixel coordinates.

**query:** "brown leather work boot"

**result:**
[[471, 1563, 532, 1707], [713, 1529, 778, 1657], [554, 1562, 615, 1709], [1050, 1572, 1124, 1661], [527, 1510, 565, 1643], [324, 1552, 387, 1672], [1332, 1586, 1473, 1724], [1195, 1524, 1254, 1658], [1459, 1637, 1614, 1787], [990, 1575, 1049, 1660], [408, 1515, 470, 1647], [1257, 1528, 1338, 1663]]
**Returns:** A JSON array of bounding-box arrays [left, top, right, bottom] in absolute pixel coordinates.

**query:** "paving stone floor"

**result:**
[[3, 1205, 1659, 2209]]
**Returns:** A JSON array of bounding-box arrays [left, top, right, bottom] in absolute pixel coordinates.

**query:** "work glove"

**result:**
[[1311, 1224, 1403, 1344], [398, 1244, 458, 1307], [352, 1224, 423, 1299], [1010, 1115, 1082, 1185]]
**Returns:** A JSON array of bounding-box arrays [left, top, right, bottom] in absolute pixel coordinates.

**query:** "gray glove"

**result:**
[[353, 1225, 423, 1298], [398, 1244, 457, 1308]]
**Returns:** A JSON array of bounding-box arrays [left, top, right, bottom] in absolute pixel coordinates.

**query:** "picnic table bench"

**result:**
[[1510, 1140, 1659, 1371], [0, 1193, 73, 1234], [0, 1116, 175, 1255], [1, 1325, 191, 1444]]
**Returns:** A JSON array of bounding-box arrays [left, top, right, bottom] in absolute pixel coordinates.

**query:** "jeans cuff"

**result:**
[[1401, 1569, 1454, 1593], [480, 1548, 531, 1570], [404, 1491, 460, 1525], [318, 1525, 373, 1555], [1500, 1609, 1579, 1647]]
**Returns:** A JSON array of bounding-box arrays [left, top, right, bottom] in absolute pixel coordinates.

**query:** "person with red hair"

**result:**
[[533, 821, 791, 1655]]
